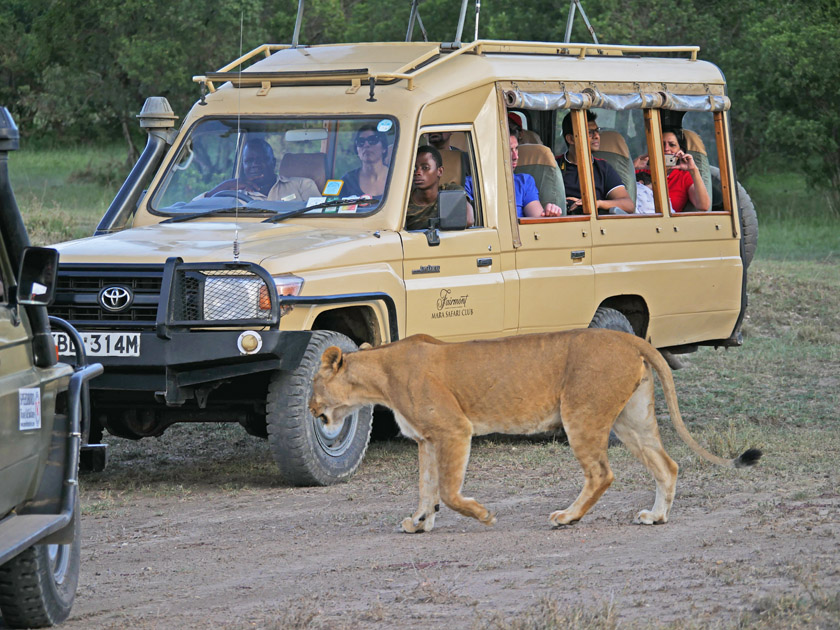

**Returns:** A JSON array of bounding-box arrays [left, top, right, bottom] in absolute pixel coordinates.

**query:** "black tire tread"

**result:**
[[266, 330, 372, 487], [0, 531, 79, 628], [588, 307, 634, 334]]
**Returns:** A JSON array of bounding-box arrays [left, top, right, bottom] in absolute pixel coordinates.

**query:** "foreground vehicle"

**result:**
[[0, 108, 102, 627], [49, 10, 755, 485]]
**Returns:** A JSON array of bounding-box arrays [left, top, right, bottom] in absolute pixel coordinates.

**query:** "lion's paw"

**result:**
[[548, 510, 579, 528], [480, 511, 497, 527], [635, 510, 666, 525], [400, 516, 435, 534]]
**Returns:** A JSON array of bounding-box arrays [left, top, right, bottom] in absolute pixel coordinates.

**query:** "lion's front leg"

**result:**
[[401, 439, 440, 533]]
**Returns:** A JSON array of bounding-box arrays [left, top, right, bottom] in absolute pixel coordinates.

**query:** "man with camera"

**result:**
[[559, 112, 635, 215]]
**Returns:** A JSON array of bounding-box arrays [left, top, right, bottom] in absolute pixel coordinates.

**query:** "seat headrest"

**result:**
[[278, 152, 327, 191], [439, 150, 464, 186], [682, 129, 707, 156], [517, 144, 557, 168], [597, 130, 630, 158], [519, 129, 543, 145]]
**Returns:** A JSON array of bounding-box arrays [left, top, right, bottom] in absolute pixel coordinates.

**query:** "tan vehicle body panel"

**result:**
[[57, 42, 742, 348]]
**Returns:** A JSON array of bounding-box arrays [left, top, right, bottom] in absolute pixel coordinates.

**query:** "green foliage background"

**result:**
[[2, 0, 839, 209]]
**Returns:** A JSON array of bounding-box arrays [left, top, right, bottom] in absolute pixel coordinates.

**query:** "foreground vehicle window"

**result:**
[[151, 117, 398, 217]]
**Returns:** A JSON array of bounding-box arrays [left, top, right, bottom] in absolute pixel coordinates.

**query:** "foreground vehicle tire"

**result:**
[[0, 507, 80, 628], [266, 330, 373, 486], [710, 166, 758, 269]]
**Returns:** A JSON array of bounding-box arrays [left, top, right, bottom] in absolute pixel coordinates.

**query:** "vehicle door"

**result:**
[[401, 127, 506, 340], [0, 240, 43, 515]]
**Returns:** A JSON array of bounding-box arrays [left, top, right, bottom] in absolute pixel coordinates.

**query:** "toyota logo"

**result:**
[[99, 286, 133, 312]]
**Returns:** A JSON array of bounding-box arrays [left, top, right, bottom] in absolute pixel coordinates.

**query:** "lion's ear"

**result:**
[[321, 346, 344, 373], [359, 342, 373, 350]]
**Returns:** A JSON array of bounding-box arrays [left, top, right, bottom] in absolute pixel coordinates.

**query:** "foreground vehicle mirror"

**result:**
[[17, 247, 59, 306], [438, 189, 468, 231]]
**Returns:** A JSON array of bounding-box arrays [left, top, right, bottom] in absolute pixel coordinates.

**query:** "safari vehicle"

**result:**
[[49, 2, 756, 486], [0, 108, 102, 628]]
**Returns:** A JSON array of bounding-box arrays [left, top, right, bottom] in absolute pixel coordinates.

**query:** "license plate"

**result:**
[[52, 332, 141, 357]]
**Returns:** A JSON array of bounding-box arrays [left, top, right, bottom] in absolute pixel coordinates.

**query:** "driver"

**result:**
[[206, 138, 320, 201]]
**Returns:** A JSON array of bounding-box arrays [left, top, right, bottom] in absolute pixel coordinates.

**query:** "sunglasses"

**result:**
[[355, 135, 382, 147]]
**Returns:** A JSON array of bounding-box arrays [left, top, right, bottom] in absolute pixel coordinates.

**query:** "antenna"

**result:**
[[406, 0, 428, 42], [564, 0, 600, 44], [233, 10, 245, 263], [292, 0, 305, 48], [453, 0, 469, 47], [474, 0, 481, 41]]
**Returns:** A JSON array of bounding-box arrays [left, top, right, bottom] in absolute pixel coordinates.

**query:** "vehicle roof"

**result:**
[[196, 40, 726, 98]]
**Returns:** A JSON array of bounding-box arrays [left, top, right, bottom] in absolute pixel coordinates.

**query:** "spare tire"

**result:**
[[710, 166, 758, 268]]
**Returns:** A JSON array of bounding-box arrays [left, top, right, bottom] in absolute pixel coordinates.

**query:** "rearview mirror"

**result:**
[[285, 129, 328, 142]]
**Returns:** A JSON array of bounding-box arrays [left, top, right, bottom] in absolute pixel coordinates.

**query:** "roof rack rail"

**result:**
[[193, 40, 701, 94]]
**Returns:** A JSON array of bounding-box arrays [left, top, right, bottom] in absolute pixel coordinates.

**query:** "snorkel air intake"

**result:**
[[95, 97, 178, 235]]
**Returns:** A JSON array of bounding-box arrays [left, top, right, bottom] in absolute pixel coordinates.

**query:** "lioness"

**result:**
[[309, 330, 761, 532]]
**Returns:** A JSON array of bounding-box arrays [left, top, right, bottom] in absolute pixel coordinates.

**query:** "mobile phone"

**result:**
[[664, 154, 678, 167]]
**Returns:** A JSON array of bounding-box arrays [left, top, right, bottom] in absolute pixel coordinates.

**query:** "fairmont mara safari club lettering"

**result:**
[[432, 288, 473, 319]]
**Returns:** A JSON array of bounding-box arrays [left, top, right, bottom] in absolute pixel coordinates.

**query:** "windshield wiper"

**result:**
[[263, 198, 379, 223], [161, 206, 277, 224]]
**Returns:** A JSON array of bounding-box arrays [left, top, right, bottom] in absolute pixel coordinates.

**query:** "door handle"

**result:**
[[571, 250, 586, 260], [476, 257, 492, 267]]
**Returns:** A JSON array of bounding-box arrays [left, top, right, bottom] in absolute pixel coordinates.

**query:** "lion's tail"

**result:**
[[632, 337, 762, 469]]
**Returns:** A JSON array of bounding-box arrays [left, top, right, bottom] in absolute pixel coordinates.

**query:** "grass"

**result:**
[[8, 144, 128, 245], [742, 171, 839, 262]]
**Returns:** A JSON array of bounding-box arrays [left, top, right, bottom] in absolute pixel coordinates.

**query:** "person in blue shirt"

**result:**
[[466, 129, 563, 218]]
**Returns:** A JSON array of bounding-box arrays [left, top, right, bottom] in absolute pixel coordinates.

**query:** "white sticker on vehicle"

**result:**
[[19, 388, 41, 431]]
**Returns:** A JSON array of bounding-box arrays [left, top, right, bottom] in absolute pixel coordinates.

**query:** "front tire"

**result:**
[[266, 330, 373, 486], [0, 506, 81, 628]]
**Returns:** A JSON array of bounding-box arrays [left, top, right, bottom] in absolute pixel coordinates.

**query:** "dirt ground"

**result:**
[[48, 421, 839, 630]]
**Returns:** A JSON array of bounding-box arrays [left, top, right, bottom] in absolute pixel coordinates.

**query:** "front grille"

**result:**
[[50, 264, 165, 328]]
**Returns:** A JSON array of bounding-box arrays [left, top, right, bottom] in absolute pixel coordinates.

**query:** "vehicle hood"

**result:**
[[53, 221, 391, 270]]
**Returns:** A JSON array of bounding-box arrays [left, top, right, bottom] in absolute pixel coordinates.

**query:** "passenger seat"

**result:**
[[278, 152, 327, 192], [592, 130, 636, 204], [682, 129, 712, 211], [515, 144, 567, 213]]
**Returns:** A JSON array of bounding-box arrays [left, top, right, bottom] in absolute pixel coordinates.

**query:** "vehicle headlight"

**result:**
[[201, 273, 303, 321]]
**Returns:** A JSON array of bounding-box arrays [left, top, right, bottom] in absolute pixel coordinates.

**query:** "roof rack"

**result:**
[[193, 40, 701, 94]]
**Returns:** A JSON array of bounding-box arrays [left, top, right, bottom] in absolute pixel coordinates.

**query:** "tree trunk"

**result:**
[[121, 117, 140, 167]]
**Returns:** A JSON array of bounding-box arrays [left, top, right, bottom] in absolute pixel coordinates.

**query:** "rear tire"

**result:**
[[0, 504, 80, 628], [266, 330, 372, 486], [588, 307, 634, 334], [588, 307, 634, 447], [710, 166, 758, 269]]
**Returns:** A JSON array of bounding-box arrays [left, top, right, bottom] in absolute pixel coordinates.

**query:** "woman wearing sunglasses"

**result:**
[[341, 124, 390, 198]]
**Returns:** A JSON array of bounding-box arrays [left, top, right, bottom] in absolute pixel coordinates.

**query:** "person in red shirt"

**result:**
[[634, 127, 710, 212]]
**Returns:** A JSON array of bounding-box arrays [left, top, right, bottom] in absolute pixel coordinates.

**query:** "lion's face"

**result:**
[[309, 346, 356, 430]]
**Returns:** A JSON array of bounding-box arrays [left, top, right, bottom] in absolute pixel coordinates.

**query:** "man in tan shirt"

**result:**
[[206, 138, 319, 201]]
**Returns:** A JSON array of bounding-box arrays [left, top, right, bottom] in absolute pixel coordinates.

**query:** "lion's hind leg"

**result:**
[[549, 423, 615, 527], [401, 438, 441, 534], [612, 368, 679, 524]]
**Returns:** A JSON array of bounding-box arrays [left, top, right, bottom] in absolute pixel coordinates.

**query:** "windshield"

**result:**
[[151, 116, 398, 217]]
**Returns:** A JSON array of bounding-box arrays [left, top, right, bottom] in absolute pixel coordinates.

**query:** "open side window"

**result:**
[[407, 128, 480, 232]]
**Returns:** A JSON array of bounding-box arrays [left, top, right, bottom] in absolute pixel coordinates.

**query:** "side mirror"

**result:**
[[17, 247, 59, 306], [438, 189, 469, 231]]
